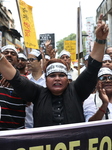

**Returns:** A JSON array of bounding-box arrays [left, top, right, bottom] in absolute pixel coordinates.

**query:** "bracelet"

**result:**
[[99, 107, 106, 113], [0, 54, 4, 61], [95, 38, 106, 44]]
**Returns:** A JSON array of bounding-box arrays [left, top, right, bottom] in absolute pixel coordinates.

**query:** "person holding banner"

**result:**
[[0, 14, 109, 128]]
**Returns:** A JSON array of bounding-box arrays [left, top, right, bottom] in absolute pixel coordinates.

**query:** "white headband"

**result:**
[[98, 67, 112, 77], [45, 55, 50, 60], [29, 49, 41, 57], [18, 53, 27, 60], [46, 62, 68, 76], [103, 54, 111, 61], [1, 45, 18, 55], [59, 50, 71, 58]]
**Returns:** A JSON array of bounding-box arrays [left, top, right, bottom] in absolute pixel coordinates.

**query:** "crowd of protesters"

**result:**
[[0, 14, 112, 130]]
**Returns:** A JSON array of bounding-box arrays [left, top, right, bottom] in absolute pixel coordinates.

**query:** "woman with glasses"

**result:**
[[0, 14, 109, 127], [84, 67, 112, 121]]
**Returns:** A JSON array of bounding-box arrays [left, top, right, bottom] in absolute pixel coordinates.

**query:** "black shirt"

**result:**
[[9, 56, 102, 127]]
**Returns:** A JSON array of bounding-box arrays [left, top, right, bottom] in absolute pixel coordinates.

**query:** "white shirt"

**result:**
[[69, 68, 78, 80], [83, 92, 112, 122], [27, 73, 46, 87], [25, 73, 46, 128]]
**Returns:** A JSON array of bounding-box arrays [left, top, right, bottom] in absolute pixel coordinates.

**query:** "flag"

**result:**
[[16, 0, 39, 49]]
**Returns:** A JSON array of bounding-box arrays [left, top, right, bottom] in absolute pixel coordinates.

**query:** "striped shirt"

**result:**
[[0, 86, 26, 130]]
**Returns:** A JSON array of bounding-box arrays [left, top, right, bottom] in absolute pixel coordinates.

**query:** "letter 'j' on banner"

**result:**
[[16, 0, 39, 49]]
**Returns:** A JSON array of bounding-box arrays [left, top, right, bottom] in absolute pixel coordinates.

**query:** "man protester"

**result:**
[[0, 45, 27, 130], [25, 49, 46, 128], [16, 52, 28, 75], [105, 46, 112, 59], [59, 50, 78, 80], [80, 54, 90, 73]]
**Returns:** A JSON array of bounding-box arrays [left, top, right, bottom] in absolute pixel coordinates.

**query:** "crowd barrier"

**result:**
[[0, 120, 112, 150]]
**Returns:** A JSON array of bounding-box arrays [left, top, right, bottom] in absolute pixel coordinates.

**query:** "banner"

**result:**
[[0, 120, 112, 150], [64, 40, 76, 62], [39, 33, 55, 52], [17, 0, 39, 49]]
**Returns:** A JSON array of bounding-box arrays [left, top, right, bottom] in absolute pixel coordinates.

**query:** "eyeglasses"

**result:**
[[98, 76, 112, 82], [27, 58, 37, 62], [102, 60, 112, 63]]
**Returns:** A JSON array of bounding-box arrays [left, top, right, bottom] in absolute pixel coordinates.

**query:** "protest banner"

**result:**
[[16, 0, 39, 49], [0, 120, 112, 150], [64, 40, 76, 62], [39, 33, 55, 53]]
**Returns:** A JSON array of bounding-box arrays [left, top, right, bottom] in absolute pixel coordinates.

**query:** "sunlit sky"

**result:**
[[3, 0, 103, 43]]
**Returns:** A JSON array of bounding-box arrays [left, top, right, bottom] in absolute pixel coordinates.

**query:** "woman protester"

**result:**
[[0, 14, 109, 128]]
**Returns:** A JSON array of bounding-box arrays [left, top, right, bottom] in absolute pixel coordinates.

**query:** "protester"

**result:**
[[105, 46, 112, 59], [80, 54, 89, 73], [59, 50, 78, 80], [83, 67, 112, 121], [0, 14, 109, 128], [0, 45, 27, 130], [67, 72, 72, 83], [45, 54, 50, 62], [44, 40, 57, 59], [73, 62, 84, 70], [73, 62, 78, 70], [25, 49, 46, 128], [102, 54, 112, 70], [16, 52, 28, 75]]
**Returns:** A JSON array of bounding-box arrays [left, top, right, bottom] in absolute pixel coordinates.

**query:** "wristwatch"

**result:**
[[95, 38, 106, 44]]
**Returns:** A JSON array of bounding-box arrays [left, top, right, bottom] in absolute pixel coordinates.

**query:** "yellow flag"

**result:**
[[17, 0, 39, 49]]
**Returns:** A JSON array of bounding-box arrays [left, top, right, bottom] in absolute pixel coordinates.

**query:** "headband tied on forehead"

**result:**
[[46, 62, 68, 76], [29, 49, 41, 57], [98, 67, 112, 77], [103, 54, 111, 61], [59, 50, 71, 58], [1, 45, 18, 55]]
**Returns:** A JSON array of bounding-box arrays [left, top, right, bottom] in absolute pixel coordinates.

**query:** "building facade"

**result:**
[[96, 0, 112, 46], [0, 2, 23, 51]]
